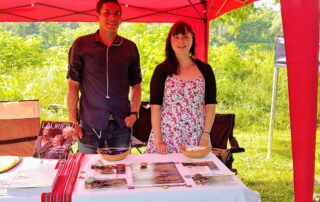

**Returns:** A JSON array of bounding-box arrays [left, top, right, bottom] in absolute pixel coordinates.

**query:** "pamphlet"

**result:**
[[182, 161, 219, 170], [7, 164, 58, 195], [33, 121, 76, 159], [192, 174, 234, 185], [85, 178, 127, 189], [91, 164, 126, 175], [131, 162, 185, 187], [83, 161, 128, 190], [181, 161, 227, 177]]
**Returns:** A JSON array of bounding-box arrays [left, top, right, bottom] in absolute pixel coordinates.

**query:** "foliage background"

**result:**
[[0, 5, 296, 130]]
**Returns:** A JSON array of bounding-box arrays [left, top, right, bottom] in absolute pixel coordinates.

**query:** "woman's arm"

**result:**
[[151, 104, 168, 154], [199, 104, 216, 146], [149, 64, 168, 154]]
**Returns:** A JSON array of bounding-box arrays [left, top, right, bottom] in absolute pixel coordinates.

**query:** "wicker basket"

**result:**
[[181, 146, 211, 158], [97, 148, 130, 161]]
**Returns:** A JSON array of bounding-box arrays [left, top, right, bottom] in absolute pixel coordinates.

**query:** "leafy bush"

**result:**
[[1, 21, 318, 130], [208, 42, 291, 130]]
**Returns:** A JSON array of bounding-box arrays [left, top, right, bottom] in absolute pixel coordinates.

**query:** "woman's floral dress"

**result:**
[[146, 75, 205, 153]]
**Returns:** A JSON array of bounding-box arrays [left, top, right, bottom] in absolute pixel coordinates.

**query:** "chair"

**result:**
[[131, 102, 151, 153], [210, 113, 245, 172], [0, 100, 40, 156], [131, 104, 245, 171], [267, 36, 320, 159]]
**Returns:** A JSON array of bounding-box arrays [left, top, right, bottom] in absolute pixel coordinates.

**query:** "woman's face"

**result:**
[[171, 31, 193, 56], [43, 128, 51, 138]]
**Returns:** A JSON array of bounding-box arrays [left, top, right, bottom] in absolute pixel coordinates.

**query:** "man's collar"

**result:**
[[95, 30, 123, 46]]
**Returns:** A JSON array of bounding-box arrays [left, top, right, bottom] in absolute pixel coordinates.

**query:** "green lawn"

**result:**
[[233, 129, 320, 202]]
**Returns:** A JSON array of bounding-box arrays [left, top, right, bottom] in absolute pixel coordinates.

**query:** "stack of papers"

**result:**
[[7, 164, 58, 195]]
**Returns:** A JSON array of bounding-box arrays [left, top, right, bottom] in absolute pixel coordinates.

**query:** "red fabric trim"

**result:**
[[55, 160, 63, 169], [41, 153, 84, 202]]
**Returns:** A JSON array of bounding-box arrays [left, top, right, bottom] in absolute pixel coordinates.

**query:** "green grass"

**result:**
[[233, 129, 320, 202], [131, 129, 320, 202]]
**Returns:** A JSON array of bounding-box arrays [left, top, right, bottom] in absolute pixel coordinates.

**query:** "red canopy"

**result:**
[[0, 0, 319, 201], [0, 0, 253, 22], [280, 0, 318, 201]]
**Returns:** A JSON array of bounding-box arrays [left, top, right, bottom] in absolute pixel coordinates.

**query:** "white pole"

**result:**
[[267, 66, 280, 159]]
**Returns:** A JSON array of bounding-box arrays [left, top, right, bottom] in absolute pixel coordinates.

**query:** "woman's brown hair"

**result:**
[[163, 21, 196, 76]]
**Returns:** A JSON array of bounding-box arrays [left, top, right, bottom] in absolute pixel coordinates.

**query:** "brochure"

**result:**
[[33, 121, 75, 159], [192, 173, 234, 185], [85, 178, 127, 189], [181, 161, 223, 177], [131, 162, 185, 187], [7, 164, 58, 195]]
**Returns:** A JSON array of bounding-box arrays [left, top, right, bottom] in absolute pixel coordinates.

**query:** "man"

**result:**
[[67, 0, 142, 153]]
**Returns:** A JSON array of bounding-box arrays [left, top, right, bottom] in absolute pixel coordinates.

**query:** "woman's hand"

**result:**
[[199, 133, 211, 147], [156, 141, 168, 154]]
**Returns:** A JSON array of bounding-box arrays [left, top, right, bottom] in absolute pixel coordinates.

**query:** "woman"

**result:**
[[33, 126, 53, 158], [146, 21, 217, 154]]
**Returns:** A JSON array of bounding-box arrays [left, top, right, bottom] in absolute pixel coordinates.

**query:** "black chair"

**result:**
[[131, 102, 151, 153], [131, 104, 245, 171], [210, 114, 245, 172]]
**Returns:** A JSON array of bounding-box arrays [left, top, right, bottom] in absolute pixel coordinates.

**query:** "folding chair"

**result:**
[[210, 113, 245, 172], [0, 100, 40, 156], [131, 102, 151, 153], [131, 104, 245, 169]]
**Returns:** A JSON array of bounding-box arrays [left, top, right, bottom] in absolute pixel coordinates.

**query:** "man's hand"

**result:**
[[73, 123, 83, 140], [124, 114, 137, 128]]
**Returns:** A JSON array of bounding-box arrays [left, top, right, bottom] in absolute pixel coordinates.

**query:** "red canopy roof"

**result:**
[[0, 0, 254, 22]]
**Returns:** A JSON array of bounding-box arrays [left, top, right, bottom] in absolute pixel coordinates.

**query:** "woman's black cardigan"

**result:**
[[150, 59, 217, 105]]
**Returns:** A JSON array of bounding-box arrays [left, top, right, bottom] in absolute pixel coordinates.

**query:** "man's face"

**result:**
[[97, 2, 122, 34]]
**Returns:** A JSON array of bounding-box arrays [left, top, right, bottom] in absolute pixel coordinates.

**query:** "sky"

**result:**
[[254, 0, 280, 11]]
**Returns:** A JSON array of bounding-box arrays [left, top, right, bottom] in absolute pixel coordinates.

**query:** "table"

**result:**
[[0, 153, 260, 202]]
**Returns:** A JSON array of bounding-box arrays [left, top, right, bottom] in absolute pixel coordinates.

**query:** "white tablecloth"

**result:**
[[0, 153, 260, 202]]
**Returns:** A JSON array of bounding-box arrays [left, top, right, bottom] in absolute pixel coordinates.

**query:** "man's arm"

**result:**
[[124, 83, 141, 128], [130, 83, 141, 113], [67, 79, 80, 122], [67, 79, 83, 139]]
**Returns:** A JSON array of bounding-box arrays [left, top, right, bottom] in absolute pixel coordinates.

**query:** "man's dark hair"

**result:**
[[96, 0, 122, 14]]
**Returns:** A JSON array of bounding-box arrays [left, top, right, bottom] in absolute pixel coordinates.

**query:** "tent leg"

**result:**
[[267, 66, 279, 160]]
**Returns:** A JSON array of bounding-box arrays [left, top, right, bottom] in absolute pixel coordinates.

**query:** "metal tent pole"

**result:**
[[267, 65, 280, 159]]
